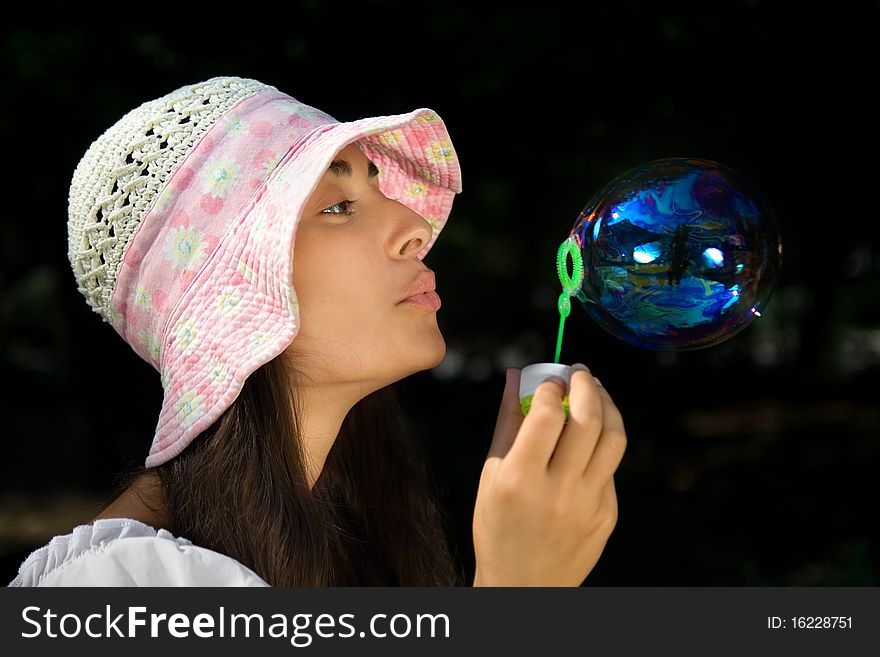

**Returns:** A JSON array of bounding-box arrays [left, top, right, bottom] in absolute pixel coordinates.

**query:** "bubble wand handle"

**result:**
[[554, 236, 584, 364]]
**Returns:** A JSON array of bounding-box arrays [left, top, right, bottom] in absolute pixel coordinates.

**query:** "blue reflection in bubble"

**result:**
[[569, 158, 782, 350]]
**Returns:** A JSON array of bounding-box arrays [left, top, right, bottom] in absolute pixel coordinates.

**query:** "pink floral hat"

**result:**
[[67, 76, 462, 467]]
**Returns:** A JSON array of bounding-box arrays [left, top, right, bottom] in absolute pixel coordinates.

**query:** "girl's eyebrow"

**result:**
[[327, 158, 380, 178]]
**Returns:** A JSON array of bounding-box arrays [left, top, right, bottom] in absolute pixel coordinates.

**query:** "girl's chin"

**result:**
[[406, 335, 447, 374], [426, 332, 447, 365]]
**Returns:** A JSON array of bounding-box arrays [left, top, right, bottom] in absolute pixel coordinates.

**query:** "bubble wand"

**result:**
[[517, 234, 586, 421], [553, 235, 586, 364]]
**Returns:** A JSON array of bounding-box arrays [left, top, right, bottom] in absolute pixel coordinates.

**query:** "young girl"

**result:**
[[8, 76, 626, 587]]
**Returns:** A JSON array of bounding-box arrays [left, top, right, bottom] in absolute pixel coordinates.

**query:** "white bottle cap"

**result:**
[[518, 362, 572, 400]]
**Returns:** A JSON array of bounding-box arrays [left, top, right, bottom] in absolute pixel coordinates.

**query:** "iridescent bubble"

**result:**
[[565, 158, 782, 350]]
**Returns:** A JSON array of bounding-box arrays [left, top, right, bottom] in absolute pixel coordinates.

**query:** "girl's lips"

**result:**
[[400, 290, 441, 311], [397, 270, 437, 303]]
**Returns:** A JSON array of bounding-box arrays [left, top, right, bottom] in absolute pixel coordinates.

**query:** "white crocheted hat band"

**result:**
[[70, 78, 268, 325], [66, 76, 462, 467]]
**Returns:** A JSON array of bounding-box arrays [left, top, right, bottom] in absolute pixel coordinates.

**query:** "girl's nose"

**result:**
[[390, 200, 433, 257]]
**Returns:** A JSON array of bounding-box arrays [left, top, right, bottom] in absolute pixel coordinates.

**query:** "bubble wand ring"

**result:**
[[554, 235, 584, 364]]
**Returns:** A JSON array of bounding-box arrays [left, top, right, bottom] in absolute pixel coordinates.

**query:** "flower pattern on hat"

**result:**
[[201, 159, 239, 198], [134, 285, 152, 309], [406, 181, 429, 198], [141, 330, 161, 363], [427, 140, 456, 164], [250, 331, 272, 353], [378, 129, 405, 147], [176, 390, 204, 429], [226, 117, 249, 136], [424, 214, 443, 235], [254, 150, 280, 177], [217, 287, 243, 316], [208, 358, 229, 384], [164, 225, 209, 271], [154, 186, 175, 214], [174, 318, 199, 355]]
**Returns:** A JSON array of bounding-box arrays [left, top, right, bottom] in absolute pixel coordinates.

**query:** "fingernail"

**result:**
[[593, 376, 603, 387], [571, 363, 589, 372], [544, 375, 567, 390]]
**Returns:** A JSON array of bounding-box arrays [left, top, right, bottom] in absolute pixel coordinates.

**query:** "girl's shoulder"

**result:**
[[7, 518, 270, 587]]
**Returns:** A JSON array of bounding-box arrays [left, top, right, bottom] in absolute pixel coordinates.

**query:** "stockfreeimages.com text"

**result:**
[[21, 605, 451, 646]]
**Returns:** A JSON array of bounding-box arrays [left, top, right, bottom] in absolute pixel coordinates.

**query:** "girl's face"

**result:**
[[287, 143, 446, 391]]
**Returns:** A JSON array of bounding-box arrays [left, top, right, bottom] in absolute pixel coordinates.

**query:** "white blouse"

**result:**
[[7, 518, 270, 587]]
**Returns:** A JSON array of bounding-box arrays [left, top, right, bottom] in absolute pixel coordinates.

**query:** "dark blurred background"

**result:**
[[2, 1, 878, 585]]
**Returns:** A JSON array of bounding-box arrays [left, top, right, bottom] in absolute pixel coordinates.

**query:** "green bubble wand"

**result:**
[[554, 236, 586, 364], [518, 235, 587, 422]]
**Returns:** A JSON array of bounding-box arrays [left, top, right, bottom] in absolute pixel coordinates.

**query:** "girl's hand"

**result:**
[[472, 364, 627, 586]]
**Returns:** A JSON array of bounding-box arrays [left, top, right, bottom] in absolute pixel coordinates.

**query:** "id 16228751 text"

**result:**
[[767, 617, 853, 630]]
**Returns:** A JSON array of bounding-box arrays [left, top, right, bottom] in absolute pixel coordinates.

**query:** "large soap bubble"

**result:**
[[562, 158, 782, 351]]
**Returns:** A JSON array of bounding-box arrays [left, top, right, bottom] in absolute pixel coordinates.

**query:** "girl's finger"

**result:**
[[582, 383, 628, 489], [507, 376, 569, 469], [549, 364, 603, 480]]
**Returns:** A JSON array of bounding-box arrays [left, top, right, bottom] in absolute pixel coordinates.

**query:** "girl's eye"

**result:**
[[322, 199, 356, 215]]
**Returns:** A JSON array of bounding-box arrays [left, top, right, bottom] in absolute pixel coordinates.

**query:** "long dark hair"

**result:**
[[107, 351, 463, 586]]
